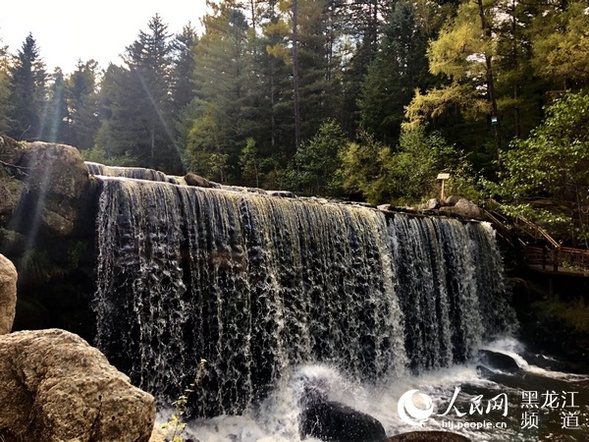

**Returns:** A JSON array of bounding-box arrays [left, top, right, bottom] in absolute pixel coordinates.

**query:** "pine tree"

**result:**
[[358, 0, 434, 145], [97, 15, 182, 173], [185, 1, 251, 182], [40, 68, 68, 143], [67, 60, 100, 149], [0, 39, 12, 134], [7, 34, 47, 140], [171, 25, 198, 116]]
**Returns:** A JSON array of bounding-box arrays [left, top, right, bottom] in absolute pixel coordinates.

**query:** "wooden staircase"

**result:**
[[483, 203, 589, 277]]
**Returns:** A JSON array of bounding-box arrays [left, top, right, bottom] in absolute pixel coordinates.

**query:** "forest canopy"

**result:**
[[1, 0, 589, 243]]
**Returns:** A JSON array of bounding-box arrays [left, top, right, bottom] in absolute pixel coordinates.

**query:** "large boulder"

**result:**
[[185, 172, 214, 188], [0, 328, 155, 442], [11, 141, 93, 237], [300, 400, 387, 442], [0, 254, 17, 335], [439, 198, 481, 219], [478, 349, 521, 374], [386, 431, 471, 441]]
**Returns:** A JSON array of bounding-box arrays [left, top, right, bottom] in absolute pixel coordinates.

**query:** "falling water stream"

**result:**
[[90, 170, 589, 441]]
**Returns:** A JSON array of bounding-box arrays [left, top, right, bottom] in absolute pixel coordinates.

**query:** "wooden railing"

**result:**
[[483, 204, 589, 276]]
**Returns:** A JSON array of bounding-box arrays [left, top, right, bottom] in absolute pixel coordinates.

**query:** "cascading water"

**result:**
[[85, 161, 179, 183], [92, 176, 515, 423]]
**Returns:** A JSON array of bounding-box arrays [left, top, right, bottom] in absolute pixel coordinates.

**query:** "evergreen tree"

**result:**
[[67, 60, 100, 149], [171, 24, 198, 116], [40, 68, 68, 143], [7, 34, 47, 140], [529, 0, 589, 91], [0, 39, 12, 134], [97, 15, 182, 173], [185, 2, 251, 182], [358, 0, 433, 144]]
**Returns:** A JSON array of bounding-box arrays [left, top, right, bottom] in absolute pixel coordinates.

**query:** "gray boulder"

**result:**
[[419, 198, 441, 211], [439, 198, 481, 219], [185, 172, 214, 188], [12, 142, 92, 236], [0, 254, 17, 335], [0, 329, 155, 442]]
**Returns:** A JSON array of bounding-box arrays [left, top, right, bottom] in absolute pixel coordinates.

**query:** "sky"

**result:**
[[1, 1, 209, 74]]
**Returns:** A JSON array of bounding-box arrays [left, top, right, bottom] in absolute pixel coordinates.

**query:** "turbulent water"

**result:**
[[93, 176, 516, 423]]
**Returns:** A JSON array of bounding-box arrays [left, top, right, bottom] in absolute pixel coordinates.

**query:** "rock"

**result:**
[[419, 198, 440, 211], [300, 400, 387, 442], [0, 254, 17, 335], [386, 431, 471, 441], [444, 195, 462, 206], [0, 329, 155, 442], [268, 190, 296, 198], [378, 204, 392, 211], [0, 135, 25, 167], [0, 177, 24, 218], [185, 172, 213, 188], [19, 142, 89, 199], [439, 198, 481, 219], [12, 142, 92, 237], [478, 349, 521, 373]]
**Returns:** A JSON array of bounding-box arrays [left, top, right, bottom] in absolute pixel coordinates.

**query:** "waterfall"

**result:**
[[93, 177, 514, 417], [85, 161, 179, 183]]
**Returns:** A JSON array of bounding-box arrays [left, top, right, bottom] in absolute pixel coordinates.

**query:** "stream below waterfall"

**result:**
[[175, 337, 589, 441]]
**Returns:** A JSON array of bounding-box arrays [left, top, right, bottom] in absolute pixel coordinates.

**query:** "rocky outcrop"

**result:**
[[185, 172, 214, 188], [300, 400, 387, 442], [15, 141, 92, 236], [478, 349, 521, 374], [0, 328, 155, 442], [0, 254, 17, 335], [415, 196, 481, 220], [386, 431, 471, 441], [439, 198, 481, 219]]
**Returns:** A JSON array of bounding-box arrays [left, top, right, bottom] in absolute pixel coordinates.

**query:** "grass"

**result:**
[[160, 358, 207, 442]]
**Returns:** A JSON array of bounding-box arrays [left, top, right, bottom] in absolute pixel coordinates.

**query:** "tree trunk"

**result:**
[[477, 0, 502, 164], [292, 0, 302, 152]]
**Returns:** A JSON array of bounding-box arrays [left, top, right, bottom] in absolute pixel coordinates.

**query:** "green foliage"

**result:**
[[160, 358, 207, 442], [7, 34, 47, 140], [338, 125, 472, 205], [338, 130, 394, 204], [533, 298, 589, 333], [80, 145, 138, 167], [529, 0, 589, 88], [496, 92, 589, 245], [285, 119, 347, 196], [96, 15, 183, 174], [358, 0, 436, 144]]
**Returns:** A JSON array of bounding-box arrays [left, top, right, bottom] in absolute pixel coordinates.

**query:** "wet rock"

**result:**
[[185, 172, 214, 188], [0, 254, 17, 335], [268, 190, 296, 198], [478, 349, 521, 373], [386, 431, 470, 441], [0, 328, 155, 442], [300, 400, 386, 442]]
